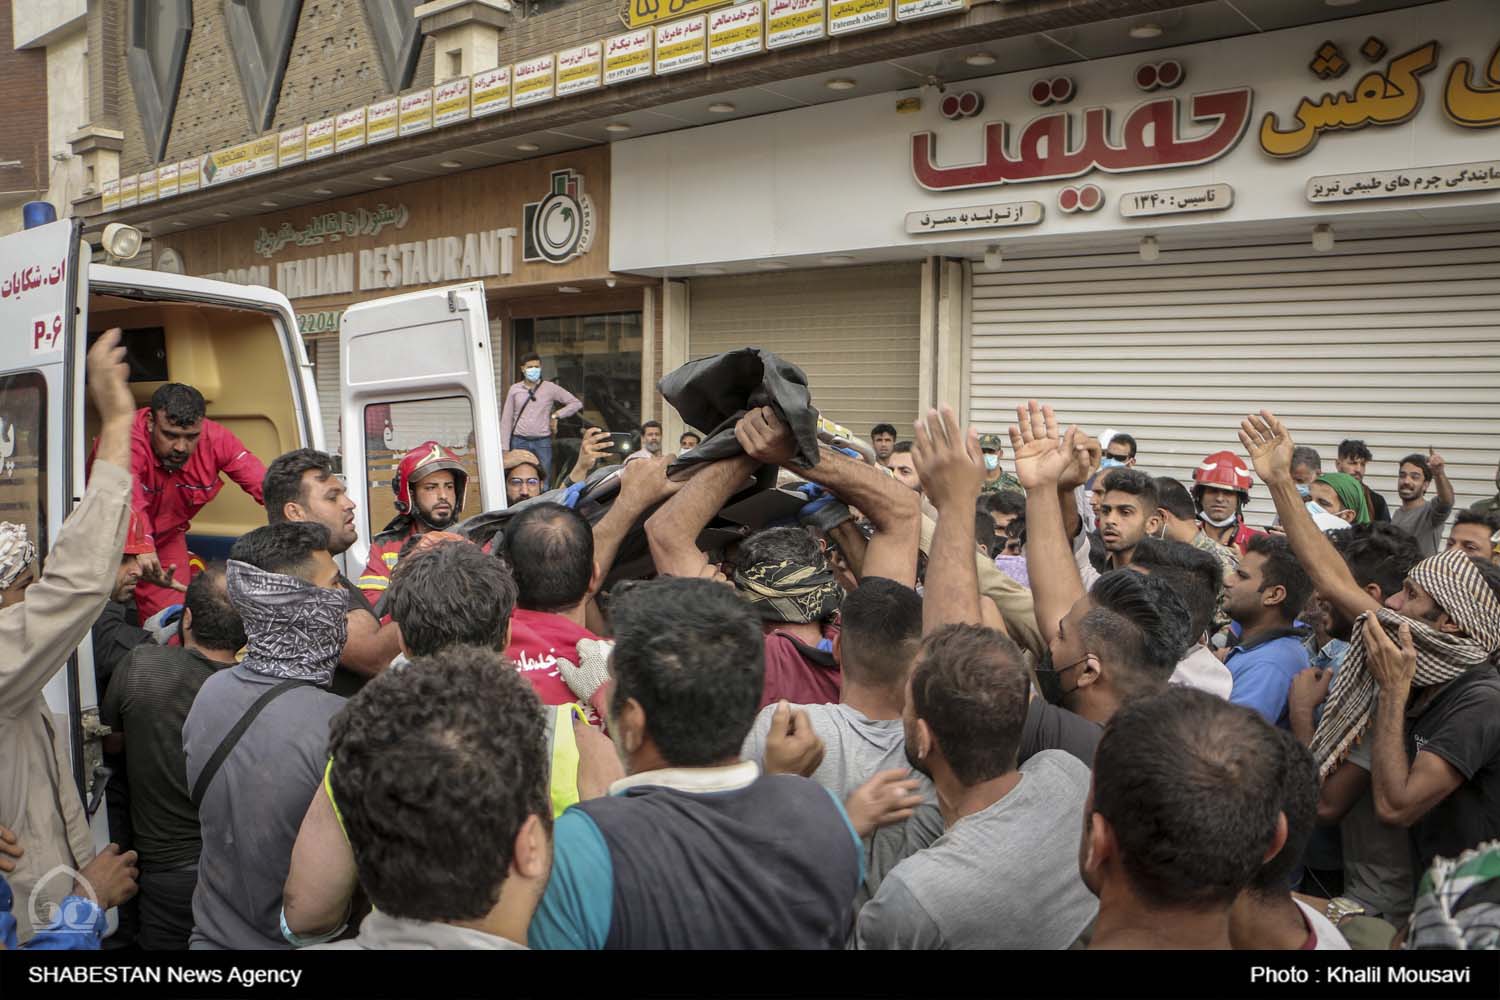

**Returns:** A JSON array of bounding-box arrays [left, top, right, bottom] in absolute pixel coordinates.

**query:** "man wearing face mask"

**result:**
[[977, 434, 1022, 497], [500, 353, 583, 484], [357, 442, 470, 606]]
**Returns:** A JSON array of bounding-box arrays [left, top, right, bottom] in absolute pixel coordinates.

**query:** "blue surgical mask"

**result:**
[[523, 366, 541, 382], [983, 454, 999, 471], [1296, 483, 1311, 499], [1100, 457, 1125, 469]]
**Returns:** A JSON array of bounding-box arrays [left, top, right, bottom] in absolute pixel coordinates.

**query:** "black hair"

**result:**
[[183, 562, 245, 652], [1245, 534, 1314, 624], [1338, 439, 1373, 463], [263, 448, 337, 523], [1475, 558, 1500, 604], [1327, 523, 1421, 600], [1290, 446, 1322, 476], [679, 431, 700, 444], [1083, 570, 1190, 696], [1130, 537, 1222, 646], [389, 541, 518, 657], [228, 521, 330, 577], [1004, 514, 1026, 548], [1251, 728, 1318, 897], [149, 383, 206, 427], [641, 421, 662, 433], [1399, 453, 1432, 482], [520, 352, 541, 366], [870, 423, 897, 439], [974, 512, 999, 557], [1454, 508, 1500, 534], [502, 502, 594, 613], [839, 578, 922, 687], [892, 441, 914, 455], [1100, 467, 1159, 512], [328, 645, 549, 923], [737, 526, 826, 575], [910, 625, 1028, 786], [1153, 476, 1197, 522], [1108, 433, 1138, 459], [609, 578, 764, 767], [1093, 687, 1287, 908], [985, 491, 1025, 518]]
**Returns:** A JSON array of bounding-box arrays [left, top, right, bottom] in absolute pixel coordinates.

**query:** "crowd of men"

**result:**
[[2, 330, 1499, 953]]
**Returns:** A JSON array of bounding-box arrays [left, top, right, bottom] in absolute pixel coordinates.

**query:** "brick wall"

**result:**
[[504, 0, 622, 62], [0, 8, 49, 204]]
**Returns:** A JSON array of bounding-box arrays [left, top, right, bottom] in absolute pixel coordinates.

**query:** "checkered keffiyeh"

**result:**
[[226, 559, 348, 688], [1407, 839, 1500, 950], [1310, 546, 1500, 779], [0, 522, 37, 590], [733, 557, 843, 624]]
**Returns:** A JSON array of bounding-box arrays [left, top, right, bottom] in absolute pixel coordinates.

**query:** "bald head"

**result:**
[[500, 502, 595, 612]]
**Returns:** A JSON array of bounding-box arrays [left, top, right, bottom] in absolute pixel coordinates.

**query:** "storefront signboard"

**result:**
[[434, 78, 472, 128], [514, 55, 557, 108], [905, 201, 1043, 233], [605, 29, 654, 85], [709, 3, 764, 63], [1307, 160, 1500, 202], [557, 43, 604, 96], [766, 0, 825, 49], [656, 18, 708, 75], [472, 67, 512, 117], [367, 98, 399, 143], [1118, 183, 1234, 217]]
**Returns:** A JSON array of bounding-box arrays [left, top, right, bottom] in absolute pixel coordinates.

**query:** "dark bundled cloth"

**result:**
[[659, 348, 822, 476]]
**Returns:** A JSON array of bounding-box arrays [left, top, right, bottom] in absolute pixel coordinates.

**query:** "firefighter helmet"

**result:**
[[123, 511, 155, 555], [1193, 450, 1252, 496], [392, 442, 469, 519]]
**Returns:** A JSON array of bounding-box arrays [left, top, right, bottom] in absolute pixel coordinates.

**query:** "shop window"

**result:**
[[363, 397, 482, 537], [511, 312, 642, 476], [0, 372, 49, 598]]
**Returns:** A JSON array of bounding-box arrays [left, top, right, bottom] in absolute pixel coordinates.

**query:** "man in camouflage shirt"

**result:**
[[978, 434, 1023, 496]]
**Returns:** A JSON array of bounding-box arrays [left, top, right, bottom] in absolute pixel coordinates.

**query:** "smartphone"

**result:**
[[608, 432, 635, 456]]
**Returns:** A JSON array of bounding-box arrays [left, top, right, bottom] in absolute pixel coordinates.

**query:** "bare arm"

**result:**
[[593, 454, 684, 578], [339, 612, 402, 678], [1428, 451, 1455, 511], [1011, 403, 1096, 644], [787, 447, 919, 589], [645, 454, 758, 578], [1316, 760, 1370, 826], [911, 406, 983, 632], [282, 783, 356, 938], [1240, 411, 1381, 624]]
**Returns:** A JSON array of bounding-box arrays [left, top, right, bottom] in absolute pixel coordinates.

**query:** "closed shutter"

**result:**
[[689, 263, 921, 439], [315, 337, 341, 457], [968, 230, 1500, 523]]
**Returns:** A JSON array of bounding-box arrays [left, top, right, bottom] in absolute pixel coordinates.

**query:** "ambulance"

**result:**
[[0, 214, 504, 884]]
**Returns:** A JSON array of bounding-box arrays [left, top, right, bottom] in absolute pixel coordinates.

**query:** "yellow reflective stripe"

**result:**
[[382, 552, 399, 567], [549, 703, 587, 819], [356, 576, 388, 590], [323, 758, 349, 842]]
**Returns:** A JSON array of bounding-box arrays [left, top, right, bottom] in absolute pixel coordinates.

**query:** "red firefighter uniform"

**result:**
[[1193, 450, 1265, 555], [111, 407, 266, 621], [358, 442, 469, 605]]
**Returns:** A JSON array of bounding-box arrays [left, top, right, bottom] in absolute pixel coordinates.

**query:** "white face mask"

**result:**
[[1199, 510, 1238, 529], [523, 366, 541, 382], [983, 454, 999, 471]]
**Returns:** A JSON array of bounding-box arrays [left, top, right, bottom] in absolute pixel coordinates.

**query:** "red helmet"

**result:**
[[123, 511, 155, 555], [393, 442, 469, 519], [1193, 450, 1252, 496]]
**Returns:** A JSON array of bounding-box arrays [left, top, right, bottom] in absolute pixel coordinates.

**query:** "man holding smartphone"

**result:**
[[500, 353, 582, 482]]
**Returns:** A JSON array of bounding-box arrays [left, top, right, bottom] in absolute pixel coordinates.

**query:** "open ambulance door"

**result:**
[[339, 283, 504, 576]]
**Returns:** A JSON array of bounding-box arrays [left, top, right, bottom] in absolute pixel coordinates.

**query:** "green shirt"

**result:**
[[980, 472, 1023, 496]]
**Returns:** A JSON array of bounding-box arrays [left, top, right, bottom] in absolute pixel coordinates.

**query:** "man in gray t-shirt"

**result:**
[[1390, 452, 1454, 557]]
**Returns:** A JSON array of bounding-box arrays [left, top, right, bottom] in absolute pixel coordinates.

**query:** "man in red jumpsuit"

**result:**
[[122, 382, 266, 621], [1192, 450, 1264, 555], [358, 441, 469, 606]]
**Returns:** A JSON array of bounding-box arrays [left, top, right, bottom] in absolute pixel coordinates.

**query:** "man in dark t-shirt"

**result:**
[[1403, 666, 1500, 874], [99, 565, 245, 950]]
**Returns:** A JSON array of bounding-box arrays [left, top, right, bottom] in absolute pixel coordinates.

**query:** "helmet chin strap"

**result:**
[[1199, 511, 1238, 529]]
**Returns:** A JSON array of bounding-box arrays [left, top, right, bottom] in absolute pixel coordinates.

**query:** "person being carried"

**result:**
[[357, 441, 469, 605], [500, 353, 582, 481]]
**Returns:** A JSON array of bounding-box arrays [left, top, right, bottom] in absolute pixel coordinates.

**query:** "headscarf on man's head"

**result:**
[[226, 559, 348, 688], [0, 522, 36, 590], [733, 557, 843, 625], [1315, 473, 1371, 525], [1407, 838, 1500, 950], [1310, 546, 1500, 778]]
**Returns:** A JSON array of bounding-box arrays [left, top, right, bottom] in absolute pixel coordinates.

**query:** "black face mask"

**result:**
[[1034, 648, 1090, 706]]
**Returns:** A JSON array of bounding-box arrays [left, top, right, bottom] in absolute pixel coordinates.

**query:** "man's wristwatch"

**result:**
[[1325, 896, 1367, 925]]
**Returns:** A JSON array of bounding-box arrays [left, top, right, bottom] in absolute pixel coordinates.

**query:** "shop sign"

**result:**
[[709, 2, 763, 63], [434, 78, 472, 128], [766, 0, 824, 49], [306, 117, 336, 161], [472, 67, 512, 117], [557, 43, 603, 96], [1446, 40, 1500, 127], [296, 309, 343, 337], [399, 89, 434, 136], [138, 168, 158, 205], [1307, 160, 1500, 202], [367, 98, 399, 143], [514, 56, 557, 108], [523, 168, 596, 264], [1119, 183, 1234, 217], [905, 201, 1042, 233], [622, 0, 733, 29], [204, 136, 277, 187], [157, 161, 179, 199], [119, 173, 138, 209], [895, 0, 965, 22], [101, 177, 120, 213], [829, 0, 890, 37], [254, 204, 412, 259], [656, 17, 708, 75], [605, 29, 654, 85], [178, 156, 202, 193], [1260, 42, 1436, 158], [335, 107, 367, 153], [279, 124, 307, 165]]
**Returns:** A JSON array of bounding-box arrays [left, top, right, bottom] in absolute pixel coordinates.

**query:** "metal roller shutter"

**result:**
[[968, 230, 1500, 524], [315, 337, 342, 457], [689, 263, 922, 439]]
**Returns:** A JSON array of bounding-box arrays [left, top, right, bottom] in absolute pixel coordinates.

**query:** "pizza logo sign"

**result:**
[[523, 169, 596, 264]]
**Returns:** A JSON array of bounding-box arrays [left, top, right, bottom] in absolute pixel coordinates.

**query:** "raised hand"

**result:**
[[1008, 401, 1086, 492], [617, 451, 683, 512], [843, 769, 926, 839], [86, 329, 135, 424], [1237, 409, 1296, 486], [762, 700, 826, 777], [1364, 617, 1417, 693], [735, 406, 799, 467], [912, 405, 983, 510]]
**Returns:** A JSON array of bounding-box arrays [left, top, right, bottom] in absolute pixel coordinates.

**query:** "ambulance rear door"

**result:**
[[339, 282, 503, 573]]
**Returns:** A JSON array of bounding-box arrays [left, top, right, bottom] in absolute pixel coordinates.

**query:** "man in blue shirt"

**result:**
[[1222, 534, 1313, 725], [528, 577, 863, 950]]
